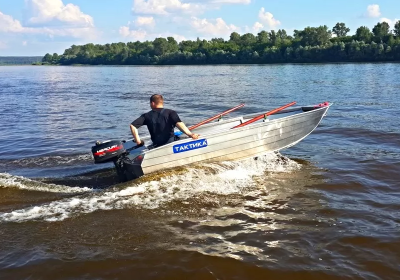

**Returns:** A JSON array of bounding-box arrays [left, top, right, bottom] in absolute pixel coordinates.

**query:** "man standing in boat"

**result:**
[[130, 94, 199, 148]]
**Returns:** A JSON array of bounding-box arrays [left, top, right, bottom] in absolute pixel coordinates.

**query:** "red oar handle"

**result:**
[[232, 101, 296, 129], [189, 103, 245, 130]]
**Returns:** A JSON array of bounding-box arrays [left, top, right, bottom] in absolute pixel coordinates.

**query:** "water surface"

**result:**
[[0, 64, 399, 280]]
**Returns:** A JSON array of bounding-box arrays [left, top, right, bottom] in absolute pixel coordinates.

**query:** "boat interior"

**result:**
[[123, 105, 324, 153]]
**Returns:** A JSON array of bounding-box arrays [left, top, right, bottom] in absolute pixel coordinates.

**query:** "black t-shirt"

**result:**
[[131, 108, 181, 146]]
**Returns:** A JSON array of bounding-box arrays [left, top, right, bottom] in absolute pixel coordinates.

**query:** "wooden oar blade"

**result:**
[[188, 103, 245, 131], [175, 103, 245, 136], [231, 101, 296, 129]]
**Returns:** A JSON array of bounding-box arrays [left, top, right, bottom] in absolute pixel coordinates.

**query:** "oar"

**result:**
[[231, 101, 296, 129], [175, 103, 245, 136]]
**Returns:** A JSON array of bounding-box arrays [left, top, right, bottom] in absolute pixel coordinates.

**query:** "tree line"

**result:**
[[42, 21, 400, 65], [0, 56, 43, 65]]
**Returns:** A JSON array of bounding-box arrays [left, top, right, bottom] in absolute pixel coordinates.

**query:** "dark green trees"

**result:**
[[42, 21, 400, 65], [153, 38, 169, 55], [0, 56, 42, 65], [373, 22, 390, 38], [355, 26, 373, 42], [257, 31, 269, 43], [294, 25, 331, 46], [42, 53, 53, 63], [333, 23, 350, 37], [152, 37, 179, 56], [394, 21, 400, 36]]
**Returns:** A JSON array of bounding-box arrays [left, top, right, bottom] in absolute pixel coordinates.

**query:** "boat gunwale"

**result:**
[[141, 111, 326, 170], [142, 105, 330, 154]]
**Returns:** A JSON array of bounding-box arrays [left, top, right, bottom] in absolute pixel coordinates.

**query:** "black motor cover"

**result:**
[[92, 140, 126, 164]]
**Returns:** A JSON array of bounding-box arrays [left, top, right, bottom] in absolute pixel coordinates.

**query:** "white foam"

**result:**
[[0, 153, 300, 223], [0, 173, 92, 193]]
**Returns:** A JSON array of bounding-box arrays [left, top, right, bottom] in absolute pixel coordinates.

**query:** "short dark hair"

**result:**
[[150, 94, 164, 104]]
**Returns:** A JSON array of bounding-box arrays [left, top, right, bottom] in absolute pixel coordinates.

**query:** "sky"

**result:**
[[0, 0, 399, 56]]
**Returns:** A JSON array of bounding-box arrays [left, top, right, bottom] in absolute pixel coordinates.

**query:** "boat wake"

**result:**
[[0, 173, 93, 194], [0, 153, 301, 223], [0, 153, 93, 169]]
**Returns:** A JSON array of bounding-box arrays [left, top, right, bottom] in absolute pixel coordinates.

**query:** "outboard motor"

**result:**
[[91, 140, 145, 182], [91, 140, 126, 164]]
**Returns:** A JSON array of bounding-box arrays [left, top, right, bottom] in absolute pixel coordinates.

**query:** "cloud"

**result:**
[[22, 41, 28, 46], [167, 33, 186, 42], [171, 16, 184, 23], [119, 17, 155, 40], [154, 32, 186, 42], [244, 21, 264, 34], [0, 9, 97, 40], [119, 25, 148, 40], [43, 27, 98, 39], [252, 22, 264, 33], [380, 17, 399, 27], [119, 24, 187, 42], [27, 0, 94, 27], [258, 8, 280, 29], [132, 0, 251, 16], [366, 4, 381, 18], [136, 16, 155, 27], [0, 10, 24, 32], [190, 17, 238, 36], [133, 0, 203, 15], [211, 0, 250, 3]]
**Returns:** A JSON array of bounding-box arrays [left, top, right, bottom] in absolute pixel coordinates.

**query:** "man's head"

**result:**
[[150, 94, 164, 109]]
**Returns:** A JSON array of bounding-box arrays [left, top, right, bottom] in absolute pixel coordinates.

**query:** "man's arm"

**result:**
[[170, 110, 200, 140], [130, 115, 145, 145], [130, 125, 144, 145], [176, 122, 199, 140]]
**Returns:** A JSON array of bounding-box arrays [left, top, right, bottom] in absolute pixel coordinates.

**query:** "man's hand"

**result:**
[[137, 140, 145, 147], [189, 133, 200, 140], [176, 122, 200, 140]]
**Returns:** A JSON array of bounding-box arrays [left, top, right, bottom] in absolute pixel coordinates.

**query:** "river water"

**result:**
[[0, 64, 399, 280]]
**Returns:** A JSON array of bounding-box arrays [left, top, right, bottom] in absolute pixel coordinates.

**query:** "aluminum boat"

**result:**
[[91, 102, 330, 182]]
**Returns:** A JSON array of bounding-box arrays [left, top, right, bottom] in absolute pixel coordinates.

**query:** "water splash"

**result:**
[[0, 153, 300, 223]]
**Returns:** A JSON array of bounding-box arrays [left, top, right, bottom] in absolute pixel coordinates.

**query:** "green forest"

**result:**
[[0, 56, 43, 65], [42, 21, 400, 65]]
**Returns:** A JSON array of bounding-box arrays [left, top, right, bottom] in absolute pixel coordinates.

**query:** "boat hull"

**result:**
[[115, 105, 329, 181]]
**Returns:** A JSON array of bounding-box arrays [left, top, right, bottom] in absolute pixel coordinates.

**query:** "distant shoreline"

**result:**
[[16, 61, 400, 67], [0, 56, 43, 66], [2, 61, 400, 67]]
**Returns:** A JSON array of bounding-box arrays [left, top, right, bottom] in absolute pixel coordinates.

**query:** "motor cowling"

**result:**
[[91, 140, 126, 164]]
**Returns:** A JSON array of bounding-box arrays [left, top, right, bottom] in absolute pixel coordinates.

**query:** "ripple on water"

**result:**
[[1, 65, 400, 280]]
